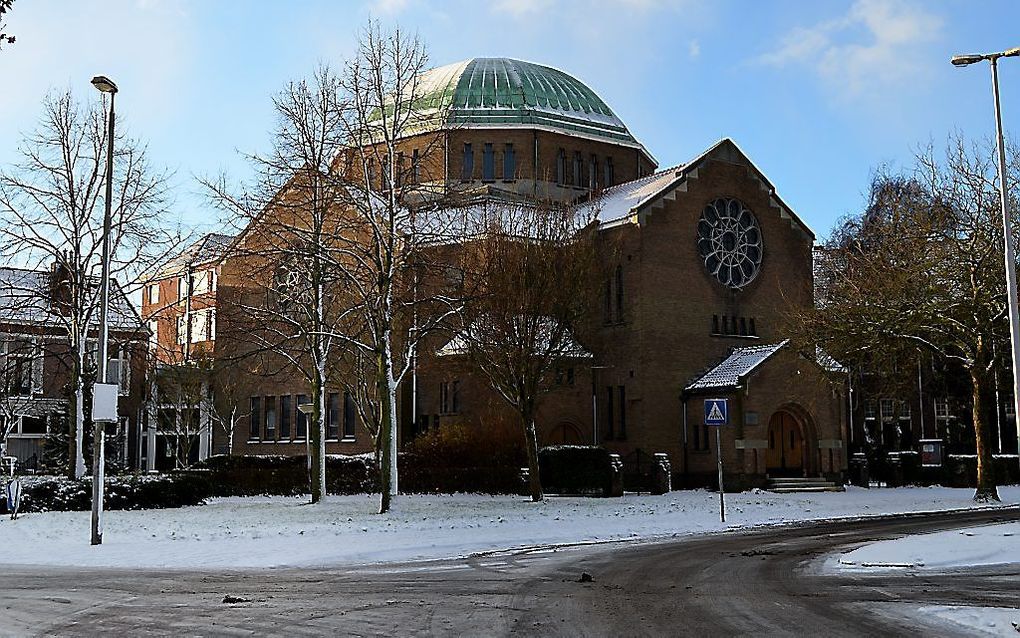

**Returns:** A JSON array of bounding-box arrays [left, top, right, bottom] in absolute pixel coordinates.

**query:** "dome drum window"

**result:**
[[697, 198, 763, 289]]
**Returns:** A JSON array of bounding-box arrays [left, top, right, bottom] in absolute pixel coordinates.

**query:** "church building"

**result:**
[[146, 57, 847, 487]]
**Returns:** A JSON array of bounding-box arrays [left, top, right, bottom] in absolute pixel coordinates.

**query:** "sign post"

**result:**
[[704, 398, 728, 523]]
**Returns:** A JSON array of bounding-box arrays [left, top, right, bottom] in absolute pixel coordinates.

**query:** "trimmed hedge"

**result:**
[[190, 454, 379, 496], [538, 446, 615, 497], [0, 473, 212, 513], [192, 453, 525, 496]]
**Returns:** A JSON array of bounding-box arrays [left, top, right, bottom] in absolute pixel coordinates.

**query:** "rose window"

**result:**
[[697, 198, 763, 289]]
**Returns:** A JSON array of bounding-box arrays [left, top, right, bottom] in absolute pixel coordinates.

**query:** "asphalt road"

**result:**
[[2, 507, 1018, 637]]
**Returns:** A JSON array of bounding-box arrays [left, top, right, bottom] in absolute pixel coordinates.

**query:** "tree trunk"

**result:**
[[309, 376, 327, 504], [971, 368, 1000, 502], [378, 347, 393, 514], [521, 411, 543, 502], [70, 354, 86, 480]]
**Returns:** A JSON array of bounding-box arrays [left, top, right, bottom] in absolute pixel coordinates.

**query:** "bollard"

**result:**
[[652, 453, 672, 494]]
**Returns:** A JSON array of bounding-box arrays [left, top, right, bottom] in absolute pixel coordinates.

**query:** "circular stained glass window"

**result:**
[[697, 198, 763, 289]]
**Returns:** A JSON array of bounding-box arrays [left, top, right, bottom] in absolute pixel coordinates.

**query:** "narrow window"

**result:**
[[556, 148, 566, 185], [343, 391, 356, 439], [462, 143, 473, 181], [604, 386, 615, 440], [589, 154, 597, 190], [280, 395, 292, 440], [618, 385, 627, 439], [604, 278, 613, 324], [482, 143, 495, 181], [381, 154, 391, 189], [452, 380, 461, 413], [296, 393, 308, 439], [395, 152, 404, 187], [367, 158, 376, 186], [712, 315, 719, 334], [573, 151, 583, 187], [739, 317, 747, 336], [327, 392, 339, 439], [749, 318, 757, 336], [264, 396, 276, 440], [693, 420, 701, 450], [615, 265, 624, 322], [249, 396, 261, 439], [411, 148, 420, 183], [722, 316, 730, 334], [503, 143, 515, 180], [440, 381, 449, 414], [604, 157, 615, 187]]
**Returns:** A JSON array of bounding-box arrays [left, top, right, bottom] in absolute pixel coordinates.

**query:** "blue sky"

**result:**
[[0, 0, 1017, 240]]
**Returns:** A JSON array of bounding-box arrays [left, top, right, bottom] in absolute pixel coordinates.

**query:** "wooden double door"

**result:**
[[766, 411, 803, 475]]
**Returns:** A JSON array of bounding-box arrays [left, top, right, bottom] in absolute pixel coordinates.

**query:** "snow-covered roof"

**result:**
[[685, 340, 788, 391], [437, 317, 592, 359], [583, 139, 814, 239], [584, 164, 686, 225], [0, 267, 143, 332], [152, 233, 235, 279]]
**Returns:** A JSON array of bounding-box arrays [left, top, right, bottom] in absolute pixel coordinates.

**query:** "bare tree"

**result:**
[[0, 89, 177, 479], [452, 201, 601, 501], [204, 64, 361, 503], [0, 0, 15, 51], [802, 137, 1019, 501], [150, 360, 206, 468], [333, 22, 461, 513]]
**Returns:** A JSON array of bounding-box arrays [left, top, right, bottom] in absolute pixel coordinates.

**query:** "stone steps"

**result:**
[[766, 477, 844, 493]]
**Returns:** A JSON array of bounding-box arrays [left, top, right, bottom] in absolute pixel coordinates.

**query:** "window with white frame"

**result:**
[[148, 283, 160, 305], [148, 319, 160, 351], [176, 314, 189, 345], [2, 337, 42, 396], [190, 308, 215, 343], [177, 275, 188, 301], [879, 398, 895, 421], [898, 400, 911, 419], [192, 270, 216, 295], [934, 397, 950, 419], [106, 346, 130, 395], [863, 399, 877, 420]]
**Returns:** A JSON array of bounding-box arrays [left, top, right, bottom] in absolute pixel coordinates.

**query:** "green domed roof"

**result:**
[[416, 58, 647, 151]]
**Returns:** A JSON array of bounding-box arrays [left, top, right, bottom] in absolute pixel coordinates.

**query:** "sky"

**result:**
[[0, 0, 1017, 241]]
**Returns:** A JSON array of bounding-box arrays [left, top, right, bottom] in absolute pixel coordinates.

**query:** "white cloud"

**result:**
[[492, 0, 693, 19], [372, 0, 411, 15], [491, 0, 550, 18], [757, 0, 943, 97]]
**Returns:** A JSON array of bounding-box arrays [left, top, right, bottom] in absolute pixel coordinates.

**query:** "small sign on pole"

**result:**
[[704, 398, 728, 523]]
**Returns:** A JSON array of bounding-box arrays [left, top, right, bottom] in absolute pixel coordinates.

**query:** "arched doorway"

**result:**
[[766, 411, 804, 476], [545, 421, 585, 446]]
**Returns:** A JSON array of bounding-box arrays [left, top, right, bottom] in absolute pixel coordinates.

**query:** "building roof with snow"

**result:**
[[684, 340, 789, 392], [150, 233, 236, 280], [583, 139, 814, 239], [0, 266, 143, 331]]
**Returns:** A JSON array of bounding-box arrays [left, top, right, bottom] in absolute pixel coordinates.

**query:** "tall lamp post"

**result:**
[[90, 74, 118, 546], [952, 47, 1020, 470]]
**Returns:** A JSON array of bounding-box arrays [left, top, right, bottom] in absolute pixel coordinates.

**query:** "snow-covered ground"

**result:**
[[0, 485, 1017, 569], [837, 521, 1020, 570], [834, 518, 1020, 636], [918, 606, 1020, 637]]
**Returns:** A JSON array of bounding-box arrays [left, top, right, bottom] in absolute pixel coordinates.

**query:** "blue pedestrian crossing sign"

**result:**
[[704, 398, 728, 426]]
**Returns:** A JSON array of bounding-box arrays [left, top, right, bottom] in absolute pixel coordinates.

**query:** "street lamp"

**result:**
[[90, 74, 117, 546], [952, 47, 1020, 471]]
